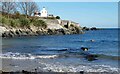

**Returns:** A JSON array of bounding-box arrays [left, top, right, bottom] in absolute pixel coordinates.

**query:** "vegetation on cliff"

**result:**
[[0, 13, 47, 28], [0, 2, 84, 38]]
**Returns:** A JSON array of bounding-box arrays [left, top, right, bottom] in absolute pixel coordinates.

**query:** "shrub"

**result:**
[[33, 20, 47, 29], [1, 16, 9, 25], [8, 19, 20, 27], [9, 19, 16, 27], [56, 16, 60, 19], [29, 17, 38, 23], [14, 11, 21, 19], [19, 17, 30, 27]]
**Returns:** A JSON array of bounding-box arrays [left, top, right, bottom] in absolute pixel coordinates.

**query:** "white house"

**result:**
[[34, 7, 54, 17], [40, 7, 48, 17]]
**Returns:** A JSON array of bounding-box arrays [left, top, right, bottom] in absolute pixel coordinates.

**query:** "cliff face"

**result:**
[[0, 19, 84, 38]]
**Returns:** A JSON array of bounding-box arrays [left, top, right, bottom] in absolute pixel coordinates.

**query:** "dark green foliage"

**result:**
[[56, 16, 60, 19], [9, 19, 17, 27], [19, 17, 30, 27], [1, 16, 9, 24], [44, 17, 56, 19], [33, 20, 47, 29]]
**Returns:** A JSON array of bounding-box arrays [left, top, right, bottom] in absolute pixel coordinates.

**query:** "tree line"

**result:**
[[1, 2, 39, 17]]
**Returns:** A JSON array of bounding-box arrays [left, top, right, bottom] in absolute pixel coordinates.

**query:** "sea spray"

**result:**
[[0, 52, 58, 59]]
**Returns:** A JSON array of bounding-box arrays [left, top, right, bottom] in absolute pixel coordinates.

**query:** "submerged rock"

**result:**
[[85, 54, 98, 61], [81, 47, 89, 51]]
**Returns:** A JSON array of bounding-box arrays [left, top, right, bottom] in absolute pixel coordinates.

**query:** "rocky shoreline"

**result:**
[[0, 24, 84, 38]]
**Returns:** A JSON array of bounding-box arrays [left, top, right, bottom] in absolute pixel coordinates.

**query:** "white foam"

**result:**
[[0, 52, 58, 59], [40, 62, 120, 72], [36, 55, 58, 59]]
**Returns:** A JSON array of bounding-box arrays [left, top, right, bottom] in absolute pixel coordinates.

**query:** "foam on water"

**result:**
[[0, 52, 58, 59], [40, 62, 119, 72]]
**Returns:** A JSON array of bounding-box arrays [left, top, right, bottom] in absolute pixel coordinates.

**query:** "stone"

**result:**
[[81, 47, 89, 51], [85, 54, 98, 61]]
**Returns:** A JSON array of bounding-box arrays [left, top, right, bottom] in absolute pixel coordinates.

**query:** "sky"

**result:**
[[37, 2, 118, 28]]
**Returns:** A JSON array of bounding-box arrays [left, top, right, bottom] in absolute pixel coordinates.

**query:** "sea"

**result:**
[[1, 28, 120, 73]]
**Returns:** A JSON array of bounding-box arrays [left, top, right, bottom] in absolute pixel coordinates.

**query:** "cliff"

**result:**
[[0, 18, 84, 38]]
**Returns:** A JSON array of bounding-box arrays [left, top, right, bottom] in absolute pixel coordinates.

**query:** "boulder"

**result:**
[[81, 47, 89, 51], [85, 54, 98, 61]]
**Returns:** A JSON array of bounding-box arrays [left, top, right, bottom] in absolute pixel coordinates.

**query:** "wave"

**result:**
[[97, 54, 120, 60], [41, 48, 68, 51], [0, 52, 58, 59], [72, 40, 118, 43], [40, 62, 119, 72]]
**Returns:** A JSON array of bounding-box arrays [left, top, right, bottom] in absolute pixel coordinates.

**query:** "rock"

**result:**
[[81, 47, 89, 51], [15, 30, 21, 36], [82, 27, 90, 31], [47, 29, 54, 35], [80, 71, 84, 74], [85, 54, 98, 61], [2, 31, 10, 37], [8, 31, 14, 37], [22, 70, 29, 73], [56, 29, 66, 35], [91, 27, 97, 30], [90, 39, 95, 42]]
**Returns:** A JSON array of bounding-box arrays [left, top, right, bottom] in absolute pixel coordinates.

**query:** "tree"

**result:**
[[56, 16, 60, 19], [18, 2, 38, 17], [2, 2, 16, 14]]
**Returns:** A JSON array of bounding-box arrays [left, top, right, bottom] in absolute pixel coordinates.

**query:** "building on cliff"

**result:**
[[34, 7, 54, 18]]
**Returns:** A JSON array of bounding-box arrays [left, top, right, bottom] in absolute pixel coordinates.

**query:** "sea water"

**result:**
[[1, 28, 120, 72]]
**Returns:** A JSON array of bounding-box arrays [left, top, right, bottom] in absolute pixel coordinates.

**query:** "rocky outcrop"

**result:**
[[82, 27, 100, 31], [1, 25, 84, 38], [0, 19, 84, 38]]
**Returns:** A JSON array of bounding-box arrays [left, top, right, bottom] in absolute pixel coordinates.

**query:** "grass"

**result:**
[[0, 13, 47, 28]]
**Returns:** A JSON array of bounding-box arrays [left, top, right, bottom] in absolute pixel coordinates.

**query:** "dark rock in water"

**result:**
[[85, 54, 98, 61], [90, 39, 95, 42], [47, 29, 54, 35], [80, 71, 84, 74], [91, 27, 97, 30], [58, 49, 68, 51], [81, 47, 89, 51], [22, 70, 29, 74], [82, 27, 90, 31]]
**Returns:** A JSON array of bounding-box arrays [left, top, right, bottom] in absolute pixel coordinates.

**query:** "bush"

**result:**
[[29, 17, 38, 23], [9, 19, 16, 27], [1, 16, 9, 25], [19, 17, 30, 27], [33, 20, 47, 29], [56, 16, 60, 19], [8, 19, 20, 27], [14, 11, 21, 19]]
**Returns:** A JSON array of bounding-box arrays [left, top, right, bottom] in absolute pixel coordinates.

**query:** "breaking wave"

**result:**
[[40, 62, 120, 72], [0, 52, 58, 59]]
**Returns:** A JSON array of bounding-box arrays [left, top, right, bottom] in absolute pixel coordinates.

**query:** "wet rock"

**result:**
[[90, 39, 95, 42], [81, 47, 89, 51], [91, 27, 97, 30], [15, 30, 21, 36], [8, 31, 14, 37], [22, 70, 29, 74], [47, 29, 54, 35], [80, 71, 84, 74], [56, 29, 66, 35], [82, 27, 90, 31], [85, 54, 98, 61]]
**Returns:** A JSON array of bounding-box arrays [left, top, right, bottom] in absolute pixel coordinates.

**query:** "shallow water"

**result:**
[[1, 29, 119, 72]]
